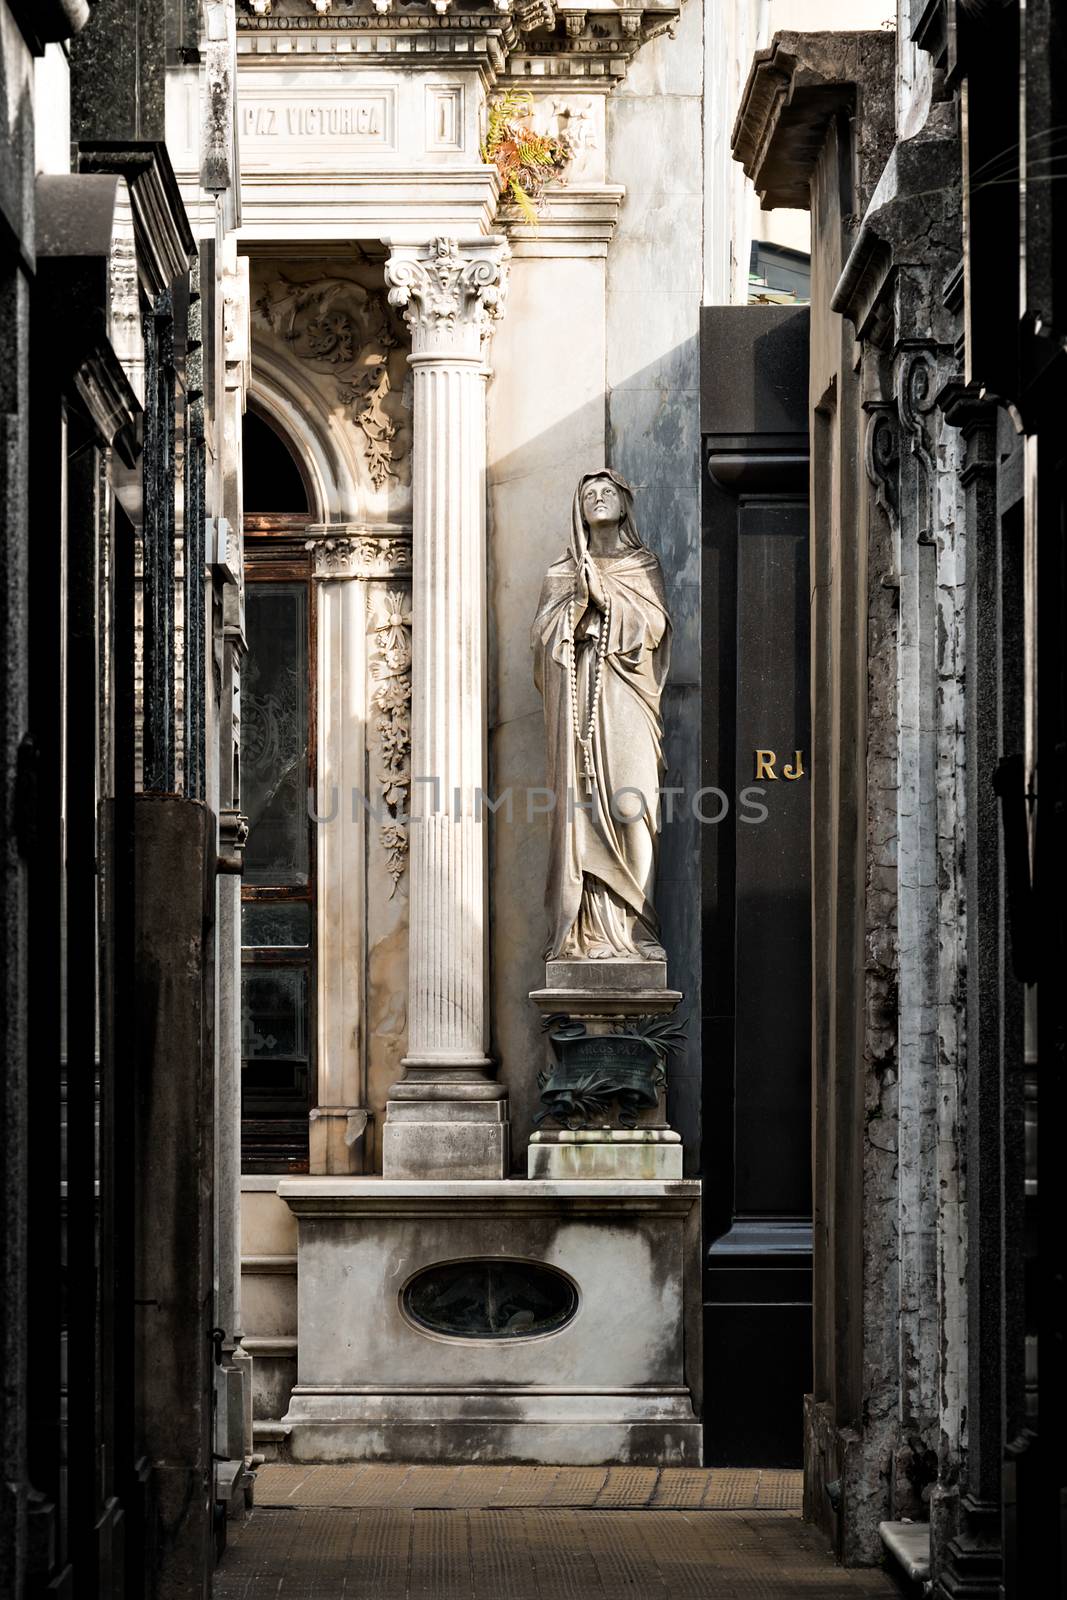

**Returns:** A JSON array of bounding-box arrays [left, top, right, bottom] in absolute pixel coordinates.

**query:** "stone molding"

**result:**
[[276, 1176, 703, 1209], [235, 167, 502, 243], [731, 30, 895, 215], [503, 184, 624, 258]]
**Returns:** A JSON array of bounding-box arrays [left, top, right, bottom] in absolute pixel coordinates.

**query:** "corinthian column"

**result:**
[[382, 236, 509, 1179]]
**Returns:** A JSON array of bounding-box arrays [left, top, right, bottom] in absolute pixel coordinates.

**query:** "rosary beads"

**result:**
[[565, 572, 611, 790]]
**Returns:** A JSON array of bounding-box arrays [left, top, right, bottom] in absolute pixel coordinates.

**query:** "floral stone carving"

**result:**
[[368, 588, 412, 893], [254, 273, 411, 491]]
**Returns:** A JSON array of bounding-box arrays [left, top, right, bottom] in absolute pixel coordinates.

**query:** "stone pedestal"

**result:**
[[382, 237, 510, 1180], [277, 1177, 702, 1465], [528, 1128, 683, 1181], [528, 961, 685, 1179]]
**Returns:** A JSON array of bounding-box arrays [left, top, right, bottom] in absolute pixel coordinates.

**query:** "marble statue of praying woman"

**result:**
[[532, 470, 671, 961]]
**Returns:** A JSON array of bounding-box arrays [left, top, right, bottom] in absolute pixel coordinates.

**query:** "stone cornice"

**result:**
[[830, 114, 961, 345], [731, 30, 895, 215], [502, 184, 624, 258], [77, 142, 196, 301], [34, 174, 143, 465], [236, 0, 682, 82]]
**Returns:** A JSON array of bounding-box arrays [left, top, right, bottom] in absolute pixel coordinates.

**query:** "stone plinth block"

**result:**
[[382, 1102, 509, 1181], [309, 1106, 370, 1176], [528, 1129, 683, 1181], [532, 961, 682, 1019], [276, 1178, 702, 1465]]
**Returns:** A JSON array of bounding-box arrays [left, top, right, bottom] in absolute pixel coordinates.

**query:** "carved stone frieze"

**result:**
[[305, 530, 412, 579], [368, 588, 413, 894], [236, 0, 681, 79], [254, 273, 412, 491]]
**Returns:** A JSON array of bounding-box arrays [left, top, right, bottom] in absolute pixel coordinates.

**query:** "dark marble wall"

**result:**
[[0, 7, 36, 1584], [70, 0, 166, 142]]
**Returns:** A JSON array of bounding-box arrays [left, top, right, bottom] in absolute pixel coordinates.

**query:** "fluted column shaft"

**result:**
[[407, 360, 488, 1068], [384, 237, 508, 1120]]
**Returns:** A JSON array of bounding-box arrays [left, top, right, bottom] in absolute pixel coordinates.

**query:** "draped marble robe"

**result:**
[[532, 472, 671, 961]]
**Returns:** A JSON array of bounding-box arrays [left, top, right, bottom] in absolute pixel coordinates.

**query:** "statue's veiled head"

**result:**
[[571, 469, 643, 562]]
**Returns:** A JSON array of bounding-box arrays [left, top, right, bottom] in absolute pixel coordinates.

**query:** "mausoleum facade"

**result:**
[[202, 0, 707, 1467]]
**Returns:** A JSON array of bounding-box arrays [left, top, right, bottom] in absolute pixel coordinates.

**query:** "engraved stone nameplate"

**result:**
[[240, 91, 395, 157]]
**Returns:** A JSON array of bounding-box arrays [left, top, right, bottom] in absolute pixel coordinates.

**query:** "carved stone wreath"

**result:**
[[368, 589, 413, 893], [254, 273, 412, 491]]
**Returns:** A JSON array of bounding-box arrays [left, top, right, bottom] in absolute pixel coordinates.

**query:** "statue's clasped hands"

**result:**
[[577, 554, 608, 612]]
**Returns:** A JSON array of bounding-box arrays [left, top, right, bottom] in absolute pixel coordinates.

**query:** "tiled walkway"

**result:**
[[215, 1467, 903, 1598]]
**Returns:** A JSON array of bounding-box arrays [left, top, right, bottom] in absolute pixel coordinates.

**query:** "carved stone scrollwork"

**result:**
[[368, 589, 413, 895], [385, 237, 507, 354], [897, 351, 938, 473], [864, 402, 900, 521], [254, 274, 411, 491]]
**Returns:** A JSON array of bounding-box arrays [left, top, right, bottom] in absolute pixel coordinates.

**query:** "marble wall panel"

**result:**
[[606, 6, 704, 1166], [487, 254, 609, 1165]]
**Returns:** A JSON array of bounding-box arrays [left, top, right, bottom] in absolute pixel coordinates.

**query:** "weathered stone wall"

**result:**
[[732, 21, 974, 1577]]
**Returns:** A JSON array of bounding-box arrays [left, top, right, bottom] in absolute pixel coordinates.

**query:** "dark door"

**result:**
[[700, 306, 813, 1466]]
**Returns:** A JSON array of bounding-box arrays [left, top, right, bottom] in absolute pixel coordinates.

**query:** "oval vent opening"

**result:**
[[402, 1259, 578, 1341]]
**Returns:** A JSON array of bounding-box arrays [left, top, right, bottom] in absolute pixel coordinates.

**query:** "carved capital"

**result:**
[[385, 237, 508, 360], [306, 530, 412, 580]]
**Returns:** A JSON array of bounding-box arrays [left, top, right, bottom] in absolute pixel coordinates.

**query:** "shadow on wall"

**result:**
[[486, 336, 702, 1171]]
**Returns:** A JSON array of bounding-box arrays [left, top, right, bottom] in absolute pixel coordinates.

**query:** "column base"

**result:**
[[528, 1128, 683, 1180], [383, 1099, 509, 1179], [932, 1496, 1003, 1598]]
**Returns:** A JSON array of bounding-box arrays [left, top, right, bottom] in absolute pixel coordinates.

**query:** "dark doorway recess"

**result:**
[[700, 305, 813, 1467], [243, 408, 311, 514]]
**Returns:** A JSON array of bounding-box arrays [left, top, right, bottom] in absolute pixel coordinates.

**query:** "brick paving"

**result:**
[[252, 1463, 804, 1511], [215, 1467, 903, 1598]]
